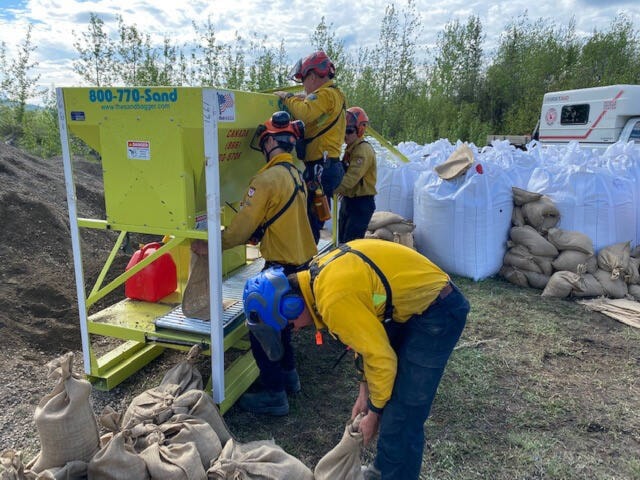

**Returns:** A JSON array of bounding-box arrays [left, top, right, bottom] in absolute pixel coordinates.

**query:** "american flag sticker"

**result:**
[[217, 91, 236, 122]]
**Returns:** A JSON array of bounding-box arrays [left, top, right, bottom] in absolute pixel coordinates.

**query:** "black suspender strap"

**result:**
[[304, 86, 346, 145], [260, 162, 305, 231], [309, 244, 394, 322]]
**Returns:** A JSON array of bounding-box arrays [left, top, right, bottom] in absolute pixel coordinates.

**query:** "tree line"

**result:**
[[1, 1, 639, 159]]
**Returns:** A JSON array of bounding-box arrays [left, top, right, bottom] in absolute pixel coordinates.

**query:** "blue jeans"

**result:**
[[375, 284, 470, 479]]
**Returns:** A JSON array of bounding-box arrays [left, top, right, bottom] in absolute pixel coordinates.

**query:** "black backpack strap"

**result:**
[[260, 163, 305, 231], [304, 86, 346, 145], [309, 244, 394, 321]]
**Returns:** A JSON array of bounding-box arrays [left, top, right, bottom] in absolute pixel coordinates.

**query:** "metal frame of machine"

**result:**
[[55, 87, 287, 412]]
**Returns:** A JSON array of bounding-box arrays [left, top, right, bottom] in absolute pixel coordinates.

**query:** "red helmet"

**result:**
[[289, 51, 336, 83], [346, 107, 369, 137], [255, 111, 305, 152]]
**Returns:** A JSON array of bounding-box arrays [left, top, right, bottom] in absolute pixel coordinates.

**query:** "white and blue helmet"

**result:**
[[243, 267, 305, 360]]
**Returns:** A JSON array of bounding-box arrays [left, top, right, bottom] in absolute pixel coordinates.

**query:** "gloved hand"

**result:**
[[274, 91, 293, 101]]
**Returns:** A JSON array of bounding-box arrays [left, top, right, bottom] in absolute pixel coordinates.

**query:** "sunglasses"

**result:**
[[345, 127, 357, 135]]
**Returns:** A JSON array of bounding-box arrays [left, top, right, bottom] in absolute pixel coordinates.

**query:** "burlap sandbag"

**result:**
[[593, 269, 628, 299], [512, 187, 542, 207], [552, 250, 597, 274], [314, 414, 364, 480], [541, 271, 583, 298], [571, 274, 605, 298], [1, 449, 25, 480], [139, 433, 206, 480], [628, 284, 640, 301], [30, 460, 87, 479], [384, 221, 415, 234], [121, 383, 182, 429], [597, 241, 631, 279], [511, 206, 525, 227], [522, 270, 550, 290], [207, 439, 314, 480], [171, 390, 233, 447], [88, 429, 149, 480], [509, 226, 558, 257], [131, 415, 221, 470], [625, 257, 640, 285], [521, 196, 560, 234], [504, 247, 543, 274], [372, 227, 394, 241], [368, 211, 406, 231], [506, 245, 553, 276], [500, 265, 529, 288], [181, 253, 210, 320], [394, 232, 415, 249], [29, 352, 100, 474], [547, 228, 594, 255], [160, 344, 203, 395]]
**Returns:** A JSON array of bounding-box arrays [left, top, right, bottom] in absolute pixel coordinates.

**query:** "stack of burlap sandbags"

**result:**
[[499, 188, 561, 290], [499, 187, 640, 300], [364, 211, 416, 249], [542, 241, 638, 299], [0, 345, 316, 480]]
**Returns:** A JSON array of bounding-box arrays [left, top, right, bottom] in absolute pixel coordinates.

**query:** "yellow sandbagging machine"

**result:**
[[56, 86, 333, 412]]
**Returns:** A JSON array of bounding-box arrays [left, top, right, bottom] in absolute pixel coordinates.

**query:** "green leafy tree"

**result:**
[[221, 32, 246, 89], [5, 24, 41, 125], [574, 14, 640, 86], [246, 35, 282, 91], [19, 88, 60, 158], [192, 16, 224, 86], [115, 15, 147, 85], [73, 13, 116, 86]]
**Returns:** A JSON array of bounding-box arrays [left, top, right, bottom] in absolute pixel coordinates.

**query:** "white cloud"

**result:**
[[0, 0, 638, 104]]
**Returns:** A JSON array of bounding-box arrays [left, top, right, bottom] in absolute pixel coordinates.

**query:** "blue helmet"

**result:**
[[243, 267, 305, 360]]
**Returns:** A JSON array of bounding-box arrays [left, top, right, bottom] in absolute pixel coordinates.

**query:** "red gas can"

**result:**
[[125, 242, 177, 302]]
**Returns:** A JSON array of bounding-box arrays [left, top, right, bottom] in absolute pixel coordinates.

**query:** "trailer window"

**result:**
[[560, 104, 589, 125], [630, 121, 640, 143]]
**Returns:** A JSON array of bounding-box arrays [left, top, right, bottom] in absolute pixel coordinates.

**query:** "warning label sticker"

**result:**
[[127, 140, 151, 160]]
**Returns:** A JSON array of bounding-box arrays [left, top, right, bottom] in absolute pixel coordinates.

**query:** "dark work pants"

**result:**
[[304, 159, 344, 243], [248, 262, 300, 393], [375, 283, 470, 480], [338, 195, 376, 244]]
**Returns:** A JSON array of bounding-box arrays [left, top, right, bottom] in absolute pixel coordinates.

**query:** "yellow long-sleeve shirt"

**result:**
[[335, 139, 377, 197], [222, 153, 317, 266], [282, 80, 346, 162], [296, 239, 449, 410]]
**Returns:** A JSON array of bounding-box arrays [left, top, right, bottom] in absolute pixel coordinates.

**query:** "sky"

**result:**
[[1, 0, 639, 103]]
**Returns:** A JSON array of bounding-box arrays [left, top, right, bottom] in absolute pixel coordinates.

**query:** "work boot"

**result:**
[[361, 464, 382, 480], [283, 369, 301, 395], [238, 390, 289, 416]]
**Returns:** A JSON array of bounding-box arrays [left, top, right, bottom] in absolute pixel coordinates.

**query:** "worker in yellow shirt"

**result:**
[[274, 50, 347, 243], [242, 239, 470, 479], [192, 111, 317, 416], [335, 106, 377, 243]]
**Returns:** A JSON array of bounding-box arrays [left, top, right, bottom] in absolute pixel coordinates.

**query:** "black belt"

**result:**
[[438, 283, 453, 300], [307, 157, 340, 164]]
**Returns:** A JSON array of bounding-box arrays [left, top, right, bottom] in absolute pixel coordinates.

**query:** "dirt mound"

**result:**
[[0, 143, 119, 352]]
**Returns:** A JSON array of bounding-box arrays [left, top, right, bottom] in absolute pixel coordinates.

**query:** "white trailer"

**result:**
[[536, 84, 640, 147]]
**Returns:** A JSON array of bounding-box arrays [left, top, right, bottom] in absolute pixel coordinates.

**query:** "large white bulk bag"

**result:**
[[527, 164, 636, 252], [413, 162, 513, 281], [374, 160, 432, 220]]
